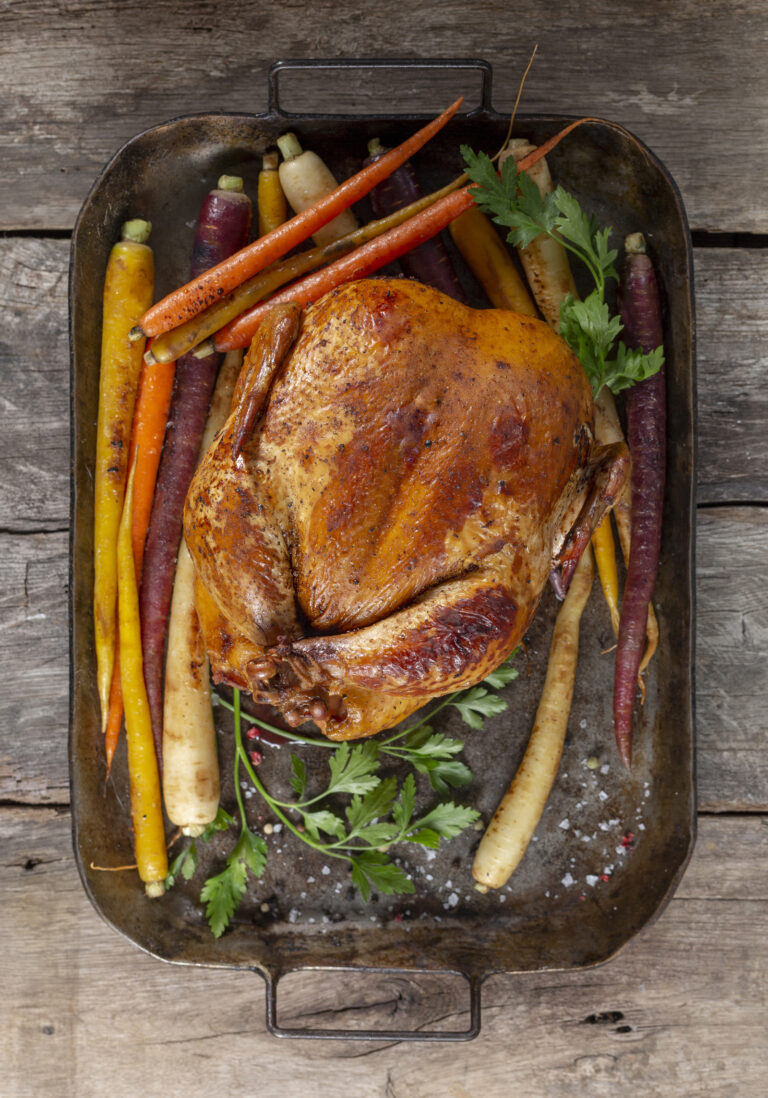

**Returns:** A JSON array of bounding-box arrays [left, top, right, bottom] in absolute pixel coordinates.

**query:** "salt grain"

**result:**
[[559, 818, 570, 829], [445, 892, 459, 908], [585, 874, 599, 887], [561, 872, 575, 887]]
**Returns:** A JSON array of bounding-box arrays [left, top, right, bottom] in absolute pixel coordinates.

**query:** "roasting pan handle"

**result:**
[[268, 58, 493, 118], [261, 967, 483, 1042]]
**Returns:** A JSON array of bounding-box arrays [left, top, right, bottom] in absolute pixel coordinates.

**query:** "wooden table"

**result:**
[[3, 3, 766, 1094]]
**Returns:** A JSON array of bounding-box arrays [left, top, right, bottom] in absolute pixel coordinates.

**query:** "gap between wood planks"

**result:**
[[3, 228, 768, 247]]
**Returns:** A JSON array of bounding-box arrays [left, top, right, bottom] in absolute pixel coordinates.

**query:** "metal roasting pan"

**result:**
[[69, 59, 696, 1041]]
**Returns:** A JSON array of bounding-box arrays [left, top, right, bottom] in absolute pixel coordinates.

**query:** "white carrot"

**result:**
[[498, 138, 577, 331], [162, 349, 243, 834], [472, 546, 594, 889], [277, 132, 359, 247]]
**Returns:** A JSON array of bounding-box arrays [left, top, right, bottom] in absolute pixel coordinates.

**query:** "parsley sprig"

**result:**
[[461, 146, 663, 397], [169, 655, 518, 936]]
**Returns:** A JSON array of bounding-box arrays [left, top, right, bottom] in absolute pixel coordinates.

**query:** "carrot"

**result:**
[[140, 176, 252, 765], [214, 118, 595, 351], [591, 513, 621, 635], [117, 453, 168, 896], [278, 132, 359, 245], [93, 219, 154, 733], [448, 204, 537, 315], [162, 349, 243, 834], [104, 339, 177, 771], [146, 176, 464, 366], [593, 388, 659, 674], [135, 97, 464, 338], [257, 150, 287, 237], [499, 138, 578, 331], [614, 233, 666, 768], [364, 136, 466, 301], [473, 546, 594, 889]]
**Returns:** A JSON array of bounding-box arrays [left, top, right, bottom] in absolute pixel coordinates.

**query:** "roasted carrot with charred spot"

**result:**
[[117, 454, 167, 896], [135, 98, 464, 338], [473, 546, 594, 889], [257, 151, 287, 237], [498, 138, 577, 331], [214, 119, 595, 351], [449, 204, 537, 315], [141, 176, 252, 765], [94, 219, 154, 733], [614, 233, 666, 767]]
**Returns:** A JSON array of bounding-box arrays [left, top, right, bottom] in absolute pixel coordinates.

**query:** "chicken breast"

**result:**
[[184, 278, 628, 739]]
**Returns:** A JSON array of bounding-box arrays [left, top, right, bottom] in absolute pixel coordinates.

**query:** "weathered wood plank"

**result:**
[[2, 506, 765, 812], [695, 507, 768, 809], [2, 808, 766, 1096], [694, 249, 768, 503], [0, 240, 766, 532], [1, 1, 767, 233], [0, 238, 70, 531], [0, 531, 69, 804]]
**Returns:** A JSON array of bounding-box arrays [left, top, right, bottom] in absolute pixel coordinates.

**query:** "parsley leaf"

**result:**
[[326, 742, 381, 795], [289, 754, 307, 798], [461, 148, 663, 397], [200, 825, 267, 938], [450, 685, 508, 729], [482, 659, 520, 689], [349, 851, 415, 902], [409, 800, 481, 841], [345, 777, 398, 836]]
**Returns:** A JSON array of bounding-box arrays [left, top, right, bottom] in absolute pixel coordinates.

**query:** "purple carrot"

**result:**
[[140, 175, 252, 765], [614, 233, 666, 768], [364, 137, 467, 301]]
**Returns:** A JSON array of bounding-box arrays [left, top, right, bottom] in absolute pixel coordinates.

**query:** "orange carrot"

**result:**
[[214, 119, 594, 351], [135, 98, 464, 338], [104, 340, 177, 772]]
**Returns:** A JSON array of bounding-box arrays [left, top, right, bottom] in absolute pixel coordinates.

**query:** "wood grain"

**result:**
[[2, 807, 766, 1096], [1, 1, 767, 233]]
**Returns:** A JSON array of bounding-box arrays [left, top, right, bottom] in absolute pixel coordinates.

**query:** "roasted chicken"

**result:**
[[184, 278, 628, 740]]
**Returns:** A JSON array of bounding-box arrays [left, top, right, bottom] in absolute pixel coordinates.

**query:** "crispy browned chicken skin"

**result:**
[[184, 278, 627, 739]]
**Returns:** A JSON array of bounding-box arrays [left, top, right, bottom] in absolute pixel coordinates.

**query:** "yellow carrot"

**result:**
[[93, 219, 154, 732], [118, 453, 167, 895], [257, 150, 287, 237], [448, 205, 538, 315], [472, 546, 594, 889], [591, 514, 620, 635]]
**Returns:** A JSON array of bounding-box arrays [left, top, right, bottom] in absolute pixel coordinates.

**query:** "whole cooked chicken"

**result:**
[[184, 278, 628, 740]]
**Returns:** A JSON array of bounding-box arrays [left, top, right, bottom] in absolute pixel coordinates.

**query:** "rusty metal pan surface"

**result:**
[[69, 59, 696, 1041]]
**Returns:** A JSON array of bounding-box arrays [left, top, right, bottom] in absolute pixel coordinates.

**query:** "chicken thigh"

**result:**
[[184, 278, 628, 739]]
